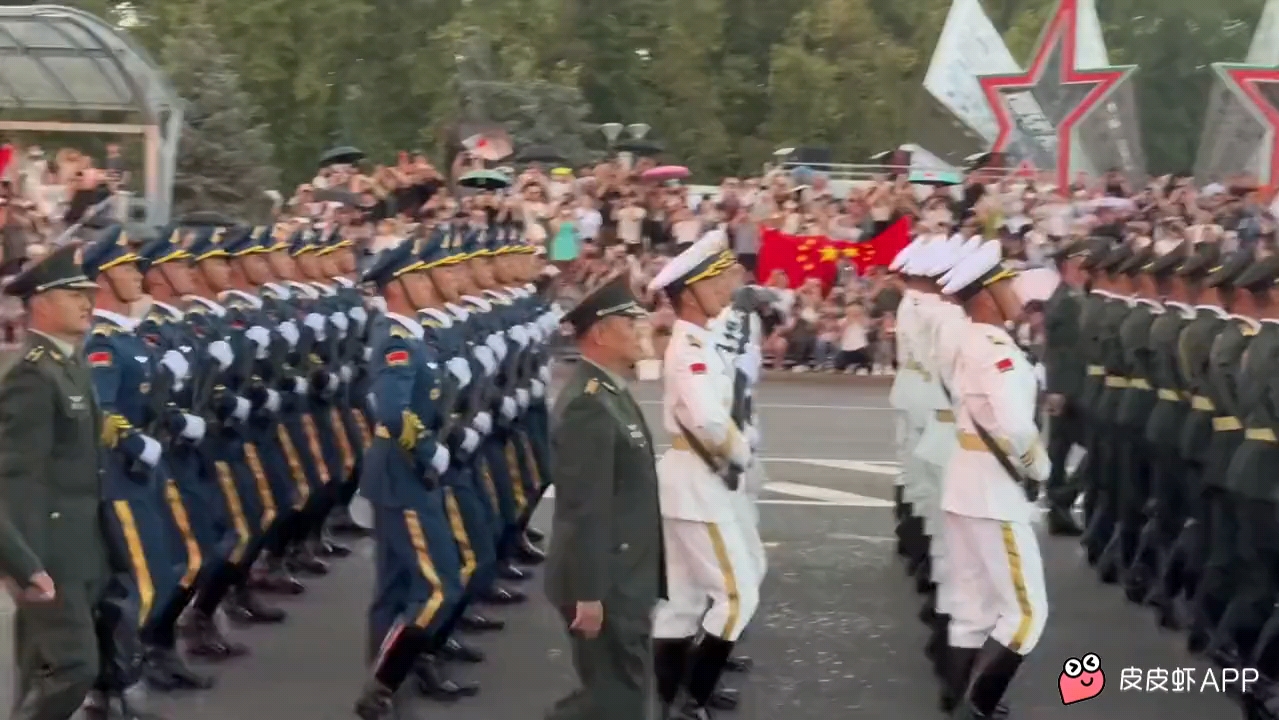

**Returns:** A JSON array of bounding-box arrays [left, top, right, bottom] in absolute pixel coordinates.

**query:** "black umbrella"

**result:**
[[458, 170, 512, 191], [615, 138, 663, 156], [319, 145, 365, 168], [515, 144, 566, 164]]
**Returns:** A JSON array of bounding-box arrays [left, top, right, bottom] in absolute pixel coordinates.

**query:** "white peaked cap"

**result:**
[[922, 234, 968, 277], [939, 237, 986, 286], [889, 238, 921, 272], [942, 240, 1008, 296], [648, 233, 735, 293]]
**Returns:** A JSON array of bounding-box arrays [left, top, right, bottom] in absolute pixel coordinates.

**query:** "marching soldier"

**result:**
[[1076, 239, 1116, 561], [648, 237, 761, 720], [0, 244, 105, 720], [353, 239, 461, 720], [935, 240, 1049, 720], [543, 272, 662, 720]]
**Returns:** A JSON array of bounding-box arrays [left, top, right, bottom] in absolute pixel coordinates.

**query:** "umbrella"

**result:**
[[909, 169, 963, 186], [1012, 267, 1060, 304], [615, 138, 663, 156], [458, 170, 511, 191], [319, 146, 365, 168], [515, 144, 566, 164], [641, 165, 690, 182]]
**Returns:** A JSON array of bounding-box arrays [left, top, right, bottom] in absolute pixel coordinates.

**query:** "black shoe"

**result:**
[[180, 612, 249, 660], [250, 560, 306, 595], [440, 637, 485, 664], [710, 687, 739, 710], [413, 655, 480, 701], [330, 508, 373, 538], [497, 562, 530, 582], [1046, 506, 1083, 536], [724, 655, 753, 673], [317, 535, 352, 558], [655, 637, 694, 706], [458, 612, 504, 632], [142, 646, 215, 691], [927, 615, 951, 678], [354, 679, 396, 720], [940, 645, 978, 713], [223, 587, 287, 625], [959, 639, 1023, 717], [479, 586, 526, 605], [525, 527, 546, 543], [669, 699, 712, 720], [515, 537, 546, 565], [286, 545, 329, 576], [1097, 534, 1122, 584]]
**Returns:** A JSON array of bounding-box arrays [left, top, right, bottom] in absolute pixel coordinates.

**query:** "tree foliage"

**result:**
[[49, 0, 1279, 183]]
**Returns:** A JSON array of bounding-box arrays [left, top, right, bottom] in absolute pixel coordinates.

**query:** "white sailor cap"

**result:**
[[648, 233, 737, 295], [920, 234, 968, 277], [941, 240, 1016, 299], [889, 238, 921, 272]]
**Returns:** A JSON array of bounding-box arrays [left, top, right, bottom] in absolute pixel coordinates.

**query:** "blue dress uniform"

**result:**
[[81, 229, 188, 699], [355, 240, 463, 720]]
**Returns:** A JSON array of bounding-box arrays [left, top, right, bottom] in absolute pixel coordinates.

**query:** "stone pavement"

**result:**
[[115, 376, 1239, 719]]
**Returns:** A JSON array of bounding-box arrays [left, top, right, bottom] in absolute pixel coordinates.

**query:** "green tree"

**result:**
[[160, 18, 280, 220]]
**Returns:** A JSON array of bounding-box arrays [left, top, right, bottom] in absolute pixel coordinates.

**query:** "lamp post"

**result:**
[[599, 122, 650, 170]]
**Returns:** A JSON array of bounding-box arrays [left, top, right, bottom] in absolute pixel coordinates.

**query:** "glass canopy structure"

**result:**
[[0, 4, 181, 223]]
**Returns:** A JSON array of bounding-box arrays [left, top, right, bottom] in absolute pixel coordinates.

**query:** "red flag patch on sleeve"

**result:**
[[995, 358, 1014, 373], [689, 362, 707, 375], [385, 350, 410, 367], [87, 351, 113, 368]]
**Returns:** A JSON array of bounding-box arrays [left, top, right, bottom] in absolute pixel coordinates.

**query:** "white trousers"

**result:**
[[653, 518, 761, 642], [942, 512, 1048, 655]]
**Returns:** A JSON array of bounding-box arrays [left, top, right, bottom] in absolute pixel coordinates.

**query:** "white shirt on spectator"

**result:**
[[840, 319, 869, 352], [618, 205, 646, 245], [575, 206, 602, 241]]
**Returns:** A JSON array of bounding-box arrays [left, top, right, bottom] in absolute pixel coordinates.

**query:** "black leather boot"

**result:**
[[353, 678, 397, 720], [1046, 504, 1082, 536], [250, 556, 306, 595], [413, 655, 480, 701], [724, 655, 753, 673], [955, 638, 1023, 718], [286, 543, 329, 576], [439, 637, 484, 664], [927, 615, 951, 678], [316, 532, 352, 558], [671, 635, 735, 719], [939, 645, 978, 713], [514, 535, 546, 565], [141, 645, 215, 691], [223, 586, 287, 625], [709, 687, 739, 710], [458, 612, 504, 632], [655, 637, 693, 708], [478, 585, 526, 605], [525, 527, 546, 543], [497, 562, 530, 581], [180, 611, 249, 660], [914, 554, 933, 594], [918, 585, 937, 624]]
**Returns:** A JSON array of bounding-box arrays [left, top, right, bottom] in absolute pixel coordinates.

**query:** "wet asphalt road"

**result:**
[[146, 373, 1241, 720]]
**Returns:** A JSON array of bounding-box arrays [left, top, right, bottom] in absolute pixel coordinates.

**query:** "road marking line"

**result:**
[[651, 446, 900, 468], [638, 401, 892, 411], [763, 481, 894, 507]]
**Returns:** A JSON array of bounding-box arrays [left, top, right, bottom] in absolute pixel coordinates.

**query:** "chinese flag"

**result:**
[[756, 217, 913, 290]]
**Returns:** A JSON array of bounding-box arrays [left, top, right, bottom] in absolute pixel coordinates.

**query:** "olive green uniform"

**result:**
[[1042, 283, 1084, 521], [1090, 293, 1135, 580], [1, 333, 109, 720], [545, 359, 665, 720], [1115, 297, 1158, 599], [1076, 290, 1108, 537]]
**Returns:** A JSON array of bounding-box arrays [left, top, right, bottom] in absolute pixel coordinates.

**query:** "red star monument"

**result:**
[[977, 0, 1135, 188], [1215, 63, 1279, 183]]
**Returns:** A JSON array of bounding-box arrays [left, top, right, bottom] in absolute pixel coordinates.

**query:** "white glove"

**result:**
[[516, 388, 529, 409], [245, 326, 271, 359], [485, 333, 507, 361], [138, 435, 162, 467], [461, 428, 481, 454], [538, 365, 551, 384], [446, 357, 472, 387], [509, 325, 529, 348], [430, 444, 450, 475], [500, 396, 517, 420], [233, 396, 251, 422], [161, 349, 191, 380], [745, 423, 761, 452], [473, 411, 492, 435], [734, 347, 763, 385], [349, 305, 368, 331], [362, 347, 372, 362], [531, 379, 545, 399], [304, 313, 327, 341], [474, 346, 497, 375], [329, 312, 349, 335], [206, 341, 233, 371], [265, 389, 281, 413], [293, 377, 309, 395], [278, 320, 300, 348], [180, 414, 207, 442], [340, 365, 353, 384], [1033, 362, 1046, 390]]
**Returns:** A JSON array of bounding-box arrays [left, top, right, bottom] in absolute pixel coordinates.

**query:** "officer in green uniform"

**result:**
[[1042, 238, 1094, 536], [1136, 242, 1197, 626], [0, 244, 107, 720], [1077, 238, 1117, 561], [544, 273, 665, 720]]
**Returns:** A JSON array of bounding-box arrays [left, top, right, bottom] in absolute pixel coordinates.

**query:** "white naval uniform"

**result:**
[[652, 318, 761, 643], [943, 321, 1050, 655], [890, 290, 930, 528], [709, 305, 767, 581]]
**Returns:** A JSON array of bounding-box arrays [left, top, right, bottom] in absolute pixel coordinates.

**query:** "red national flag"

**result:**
[[756, 217, 913, 290]]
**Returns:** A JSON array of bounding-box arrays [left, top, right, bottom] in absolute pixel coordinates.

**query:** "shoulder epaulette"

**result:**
[[23, 346, 43, 363], [145, 311, 169, 325], [584, 378, 600, 395], [422, 319, 441, 329], [687, 335, 703, 349], [91, 322, 116, 337], [187, 305, 208, 315], [389, 325, 412, 339], [600, 380, 617, 394]]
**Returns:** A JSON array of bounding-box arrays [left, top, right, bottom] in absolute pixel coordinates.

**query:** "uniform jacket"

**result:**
[[0, 332, 107, 585], [1043, 284, 1084, 399], [545, 360, 665, 609]]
